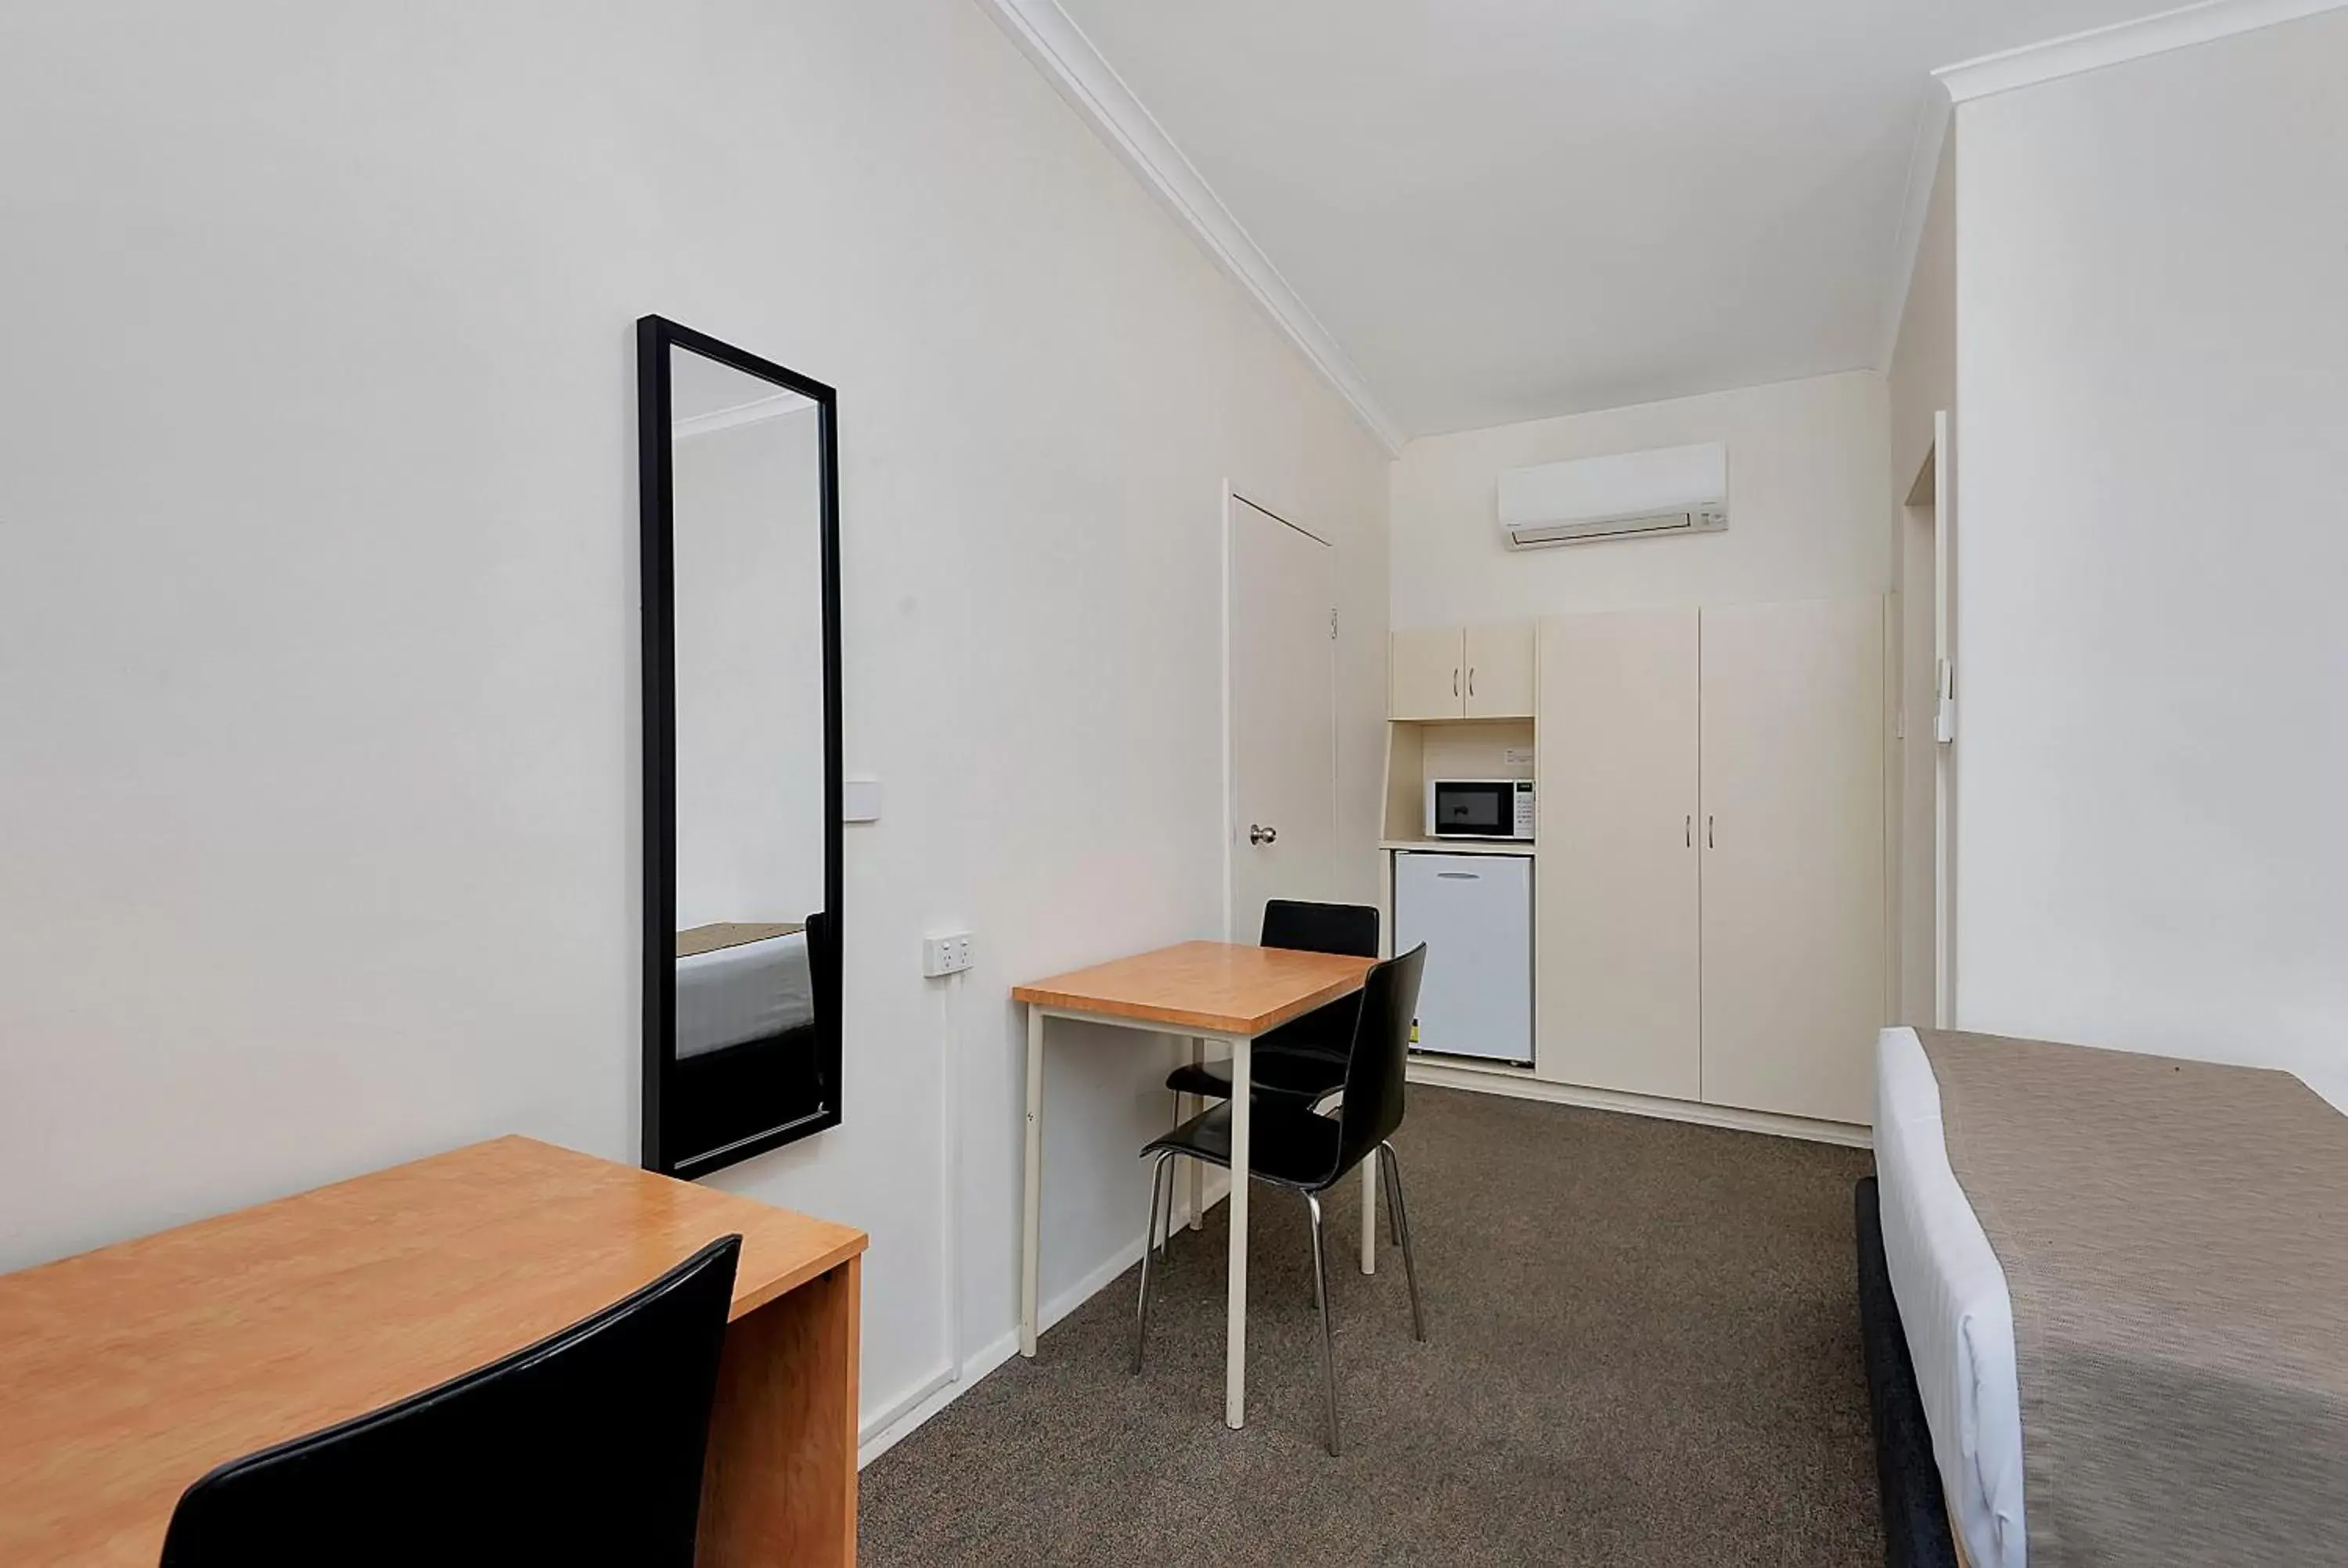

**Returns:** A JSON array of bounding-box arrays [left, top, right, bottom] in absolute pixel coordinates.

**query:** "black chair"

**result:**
[[159, 1235, 744, 1568], [1134, 944, 1428, 1455], [1163, 899, 1379, 1106]]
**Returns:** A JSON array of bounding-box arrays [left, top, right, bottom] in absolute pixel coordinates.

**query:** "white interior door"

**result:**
[[1533, 608, 1702, 1099], [1698, 595, 1886, 1126], [1229, 495, 1336, 940]]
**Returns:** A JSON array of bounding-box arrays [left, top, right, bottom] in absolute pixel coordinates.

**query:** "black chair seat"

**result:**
[[1255, 994, 1360, 1056], [1143, 1099, 1345, 1192], [1164, 900, 1374, 1107], [1165, 1044, 1347, 1103]]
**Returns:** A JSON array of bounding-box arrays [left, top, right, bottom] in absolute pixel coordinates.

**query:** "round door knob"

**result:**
[[1248, 824, 1278, 845]]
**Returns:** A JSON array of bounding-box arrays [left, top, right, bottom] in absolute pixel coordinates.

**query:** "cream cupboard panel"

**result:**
[[1698, 595, 1885, 1126], [1390, 626, 1464, 720], [1463, 621, 1536, 719], [1534, 609, 1702, 1099]]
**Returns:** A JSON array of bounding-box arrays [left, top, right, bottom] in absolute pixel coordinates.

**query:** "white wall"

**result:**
[[1888, 135, 1956, 1026], [1888, 135, 1956, 506], [0, 0, 1390, 1449], [1390, 370, 1891, 629], [1953, 9, 2348, 1092]]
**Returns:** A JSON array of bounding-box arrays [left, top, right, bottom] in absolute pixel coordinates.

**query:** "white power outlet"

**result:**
[[922, 931, 974, 978]]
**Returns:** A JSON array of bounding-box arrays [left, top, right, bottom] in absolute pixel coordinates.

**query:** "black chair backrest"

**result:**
[[1326, 943, 1426, 1181], [1260, 899, 1379, 959], [159, 1234, 744, 1568]]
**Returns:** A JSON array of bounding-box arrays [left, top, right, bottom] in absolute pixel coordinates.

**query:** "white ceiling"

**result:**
[[1051, 0, 2171, 437]]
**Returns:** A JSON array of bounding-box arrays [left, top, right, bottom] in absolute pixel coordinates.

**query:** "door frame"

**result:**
[[1222, 481, 1338, 942], [1892, 412, 1957, 1030], [1929, 410, 1955, 1030]]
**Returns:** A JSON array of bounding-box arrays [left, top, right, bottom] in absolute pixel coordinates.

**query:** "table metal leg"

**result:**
[[1187, 1036, 1205, 1230], [1360, 1157, 1378, 1275], [1225, 1031, 1251, 1429], [1020, 1005, 1043, 1358]]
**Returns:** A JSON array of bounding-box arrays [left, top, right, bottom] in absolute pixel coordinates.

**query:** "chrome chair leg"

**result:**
[[1379, 1141, 1426, 1343], [1154, 1149, 1174, 1261], [1306, 1192, 1340, 1456], [1134, 1152, 1172, 1374], [1371, 1150, 1390, 1249]]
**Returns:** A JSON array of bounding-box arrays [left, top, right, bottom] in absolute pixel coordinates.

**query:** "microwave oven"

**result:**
[[1425, 779, 1535, 840]]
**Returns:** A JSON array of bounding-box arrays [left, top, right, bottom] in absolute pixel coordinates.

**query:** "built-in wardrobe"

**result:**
[[1384, 595, 1885, 1131]]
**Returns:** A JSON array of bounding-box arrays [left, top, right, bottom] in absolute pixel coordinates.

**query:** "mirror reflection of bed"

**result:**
[[671, 919, 827, 1155]]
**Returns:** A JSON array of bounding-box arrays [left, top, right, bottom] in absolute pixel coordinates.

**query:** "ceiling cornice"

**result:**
[[1881, 0, 2347, 371], [974, 0, 1410, 455], [672, 392, 813, 440], [1936, 0, 2348, 101]]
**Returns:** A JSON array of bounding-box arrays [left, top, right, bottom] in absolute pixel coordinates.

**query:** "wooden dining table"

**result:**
[[1012, 939, 1377, 1430]]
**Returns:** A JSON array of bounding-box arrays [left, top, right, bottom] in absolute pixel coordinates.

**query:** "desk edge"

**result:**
[[733, 1230, 869, 1320], [1010, 967, 1368, 1038]]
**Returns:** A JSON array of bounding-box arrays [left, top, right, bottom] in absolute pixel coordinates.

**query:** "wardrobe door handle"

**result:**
[[1685, 815, 1691, 847], [1707, 815, 1715, 849]]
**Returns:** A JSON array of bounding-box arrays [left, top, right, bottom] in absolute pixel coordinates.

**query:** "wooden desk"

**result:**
[[0, 1136, 866, 1567], [1011, 940, 1375, 1430]]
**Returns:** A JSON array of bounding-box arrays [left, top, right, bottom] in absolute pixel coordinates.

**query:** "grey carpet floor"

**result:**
[[860, 1086, 1880, 1566]]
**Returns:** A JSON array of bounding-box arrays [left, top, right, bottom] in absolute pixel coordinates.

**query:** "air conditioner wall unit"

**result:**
[[1498, 441, 1728, 548]]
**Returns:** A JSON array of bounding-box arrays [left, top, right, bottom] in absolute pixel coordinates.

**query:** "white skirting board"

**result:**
[[856, 1178, 1232, 1468], [1407, 1058, 1873, 1150]]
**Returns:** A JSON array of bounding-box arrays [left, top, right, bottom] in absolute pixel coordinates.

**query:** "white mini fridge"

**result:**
[[1393, 851, 1533, 1066]]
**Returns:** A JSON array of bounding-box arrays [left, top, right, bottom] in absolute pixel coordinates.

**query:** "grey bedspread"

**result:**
[[1917, 1030, 2348, 1566]]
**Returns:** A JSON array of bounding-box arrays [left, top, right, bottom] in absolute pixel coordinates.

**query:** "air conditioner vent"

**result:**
[[1499, 443, 1728, 549]]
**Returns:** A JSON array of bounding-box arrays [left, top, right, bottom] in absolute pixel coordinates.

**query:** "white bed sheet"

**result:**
[[1874, 1026, 2026, 1568], [675, 931, 813, 1059]]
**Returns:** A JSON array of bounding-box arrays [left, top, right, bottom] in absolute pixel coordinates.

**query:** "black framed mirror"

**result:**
[[638, 315, 842, 1178]]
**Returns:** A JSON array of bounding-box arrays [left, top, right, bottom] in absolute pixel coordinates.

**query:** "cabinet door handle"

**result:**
[[1468, 667, 1476, 698], [1685, 815, 1691, 847], [1707, 815, 1715, 849], [1453, 668, 1460, 697]]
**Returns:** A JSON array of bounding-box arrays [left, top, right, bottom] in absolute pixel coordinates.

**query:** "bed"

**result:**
[[1863, 1026, 2348, 1568], [675, 926, 815, 1059], [669, 922, 824, 1153], [1871, 1027, 2026, 1568]]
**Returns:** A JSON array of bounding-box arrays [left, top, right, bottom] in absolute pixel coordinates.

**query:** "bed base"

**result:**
[[672, 1023, 822, 1153], [1854, 1176, 1962, 1568]]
